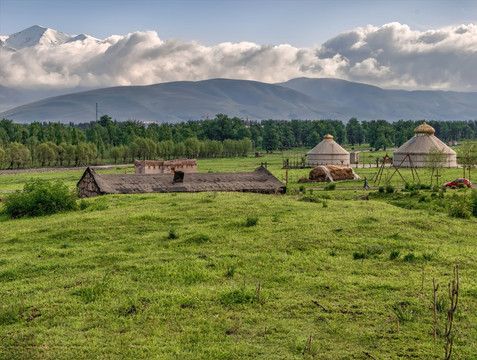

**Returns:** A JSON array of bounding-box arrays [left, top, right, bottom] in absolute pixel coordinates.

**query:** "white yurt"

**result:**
[[307, 134, 350, 166], [393, 122, 457, 168]]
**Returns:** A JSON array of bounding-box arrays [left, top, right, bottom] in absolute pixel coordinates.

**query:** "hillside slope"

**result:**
[[2, 78, 477, 123], [0, 79, 362, 123], [278, 77, 477, 121]]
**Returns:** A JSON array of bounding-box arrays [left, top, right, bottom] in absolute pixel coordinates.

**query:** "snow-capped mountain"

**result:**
[[1, 25, 96, 49]]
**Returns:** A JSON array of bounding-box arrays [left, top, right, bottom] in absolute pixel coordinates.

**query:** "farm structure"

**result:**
[[134, 159, 197, 174], [393, 122, 457, 168], [307, 134, 350, 166], [298, 165, 360, 183], [77, 166, 285, 198]]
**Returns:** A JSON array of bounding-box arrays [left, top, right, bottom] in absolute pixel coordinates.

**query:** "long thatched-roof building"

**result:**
[[393, 122, 457, 168], [77, 166, 285, 198]]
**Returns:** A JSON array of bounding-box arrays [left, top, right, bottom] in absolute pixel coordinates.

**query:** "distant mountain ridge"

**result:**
[[1, 78, 477, 124], [0, 25, 97, 49]]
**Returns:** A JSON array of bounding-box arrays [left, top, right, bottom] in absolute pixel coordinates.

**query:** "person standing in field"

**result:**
[[364, 176, 369, 190]]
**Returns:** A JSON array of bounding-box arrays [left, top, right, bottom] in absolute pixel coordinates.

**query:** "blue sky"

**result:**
[[1, 0, 476, 46]]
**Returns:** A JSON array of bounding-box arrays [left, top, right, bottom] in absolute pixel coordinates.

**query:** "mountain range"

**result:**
[[1, 77, 477, 124], [1, 26, 477, 123]]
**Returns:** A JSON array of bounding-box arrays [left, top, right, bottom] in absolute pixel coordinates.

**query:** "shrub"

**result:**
[[389, 250, 401, 260], [3, 179, 77, 218], [353, 245, 383, 260], [298, 195, 321, 203], [403, 253, 416, 262], [353, 251, 367, 260], [448, 197, 472, 219], [378, 186, 385, 193], [471, 190, 477, 217], [245, 215, 259, 227], [219, 288, 254, 306], [187, 233, 210, 244], [225, 266, 236, 278], [418, 195, 428, 203], [168, 228, 178, 239], [324, 183, 336, 191], [299, 185, 306, 193], [386, 185, 394, 194]]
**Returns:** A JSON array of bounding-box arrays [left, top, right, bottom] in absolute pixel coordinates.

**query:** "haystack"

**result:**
[[299, 165, 360, 183]]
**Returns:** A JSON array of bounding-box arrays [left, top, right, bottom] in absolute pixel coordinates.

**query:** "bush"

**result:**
[[168, 228, 178, 239], [245, 215, 259, 227], [3, 179, 77, 218], [471, 190, 477, 217], [418, 195, 429, 203], [386, 185, 394, 194], [298, 195, 322, 203], [378, 186, 385, 193], [187, 233, 210, 244], [448, 197, 472, 219], [324, 183, 336, 191], [403, 253, 416, 262], [389, 250, 401, 260]]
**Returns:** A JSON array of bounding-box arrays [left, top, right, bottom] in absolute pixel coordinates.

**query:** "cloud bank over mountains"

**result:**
[[1, 22, 477, 91]]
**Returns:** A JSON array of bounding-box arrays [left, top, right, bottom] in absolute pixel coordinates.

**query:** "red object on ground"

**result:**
[[444, 178, 472, 188]]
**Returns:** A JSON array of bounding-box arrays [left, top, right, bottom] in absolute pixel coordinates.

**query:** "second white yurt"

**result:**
[[393, 122, 457, 168], [307, 134, 350, 166]]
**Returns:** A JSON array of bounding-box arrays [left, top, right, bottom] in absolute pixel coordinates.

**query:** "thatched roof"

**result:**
[[77, 166, 285, 198]]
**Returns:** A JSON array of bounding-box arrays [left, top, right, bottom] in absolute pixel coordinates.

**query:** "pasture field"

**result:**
[[0, 156, 476, 359], [0, 149, 470, 192]]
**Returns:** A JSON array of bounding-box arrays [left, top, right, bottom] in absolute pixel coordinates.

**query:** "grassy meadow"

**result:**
[[0, 154, 476, 359]]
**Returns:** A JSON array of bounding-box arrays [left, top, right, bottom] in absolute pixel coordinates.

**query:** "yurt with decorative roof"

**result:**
[[307, 134, 350, 166], [393, 122, 457, 168]]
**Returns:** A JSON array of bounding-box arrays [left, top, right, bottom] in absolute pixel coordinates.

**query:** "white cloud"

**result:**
[[1, 22, 477, 91]]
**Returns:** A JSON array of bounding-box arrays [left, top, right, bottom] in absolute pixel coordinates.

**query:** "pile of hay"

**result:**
[[299, 165, 361, 183]]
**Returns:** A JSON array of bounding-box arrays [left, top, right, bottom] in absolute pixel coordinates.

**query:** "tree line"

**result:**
[[1, 115, 476, 169]]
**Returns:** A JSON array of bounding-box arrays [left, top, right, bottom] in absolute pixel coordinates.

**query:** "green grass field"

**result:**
[[0, 156, 476, 359]]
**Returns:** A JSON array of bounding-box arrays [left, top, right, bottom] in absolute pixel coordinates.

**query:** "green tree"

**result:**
[[184, 137, 200, 158], [0, 147, 6, 169], [6, 142, 32, 168], [346, 118, 365, 146], [37, 142, 58, 166], [306, 131, 320, 147], [108, 146, 123, 164], [262, 120, 280, 152], [174, 142, 186, 158], [426, 146, 446, 186], [458, 141, 477, 180]]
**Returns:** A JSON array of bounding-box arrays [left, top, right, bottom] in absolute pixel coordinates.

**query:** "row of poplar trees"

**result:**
[[0, 115, 476, 169]]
